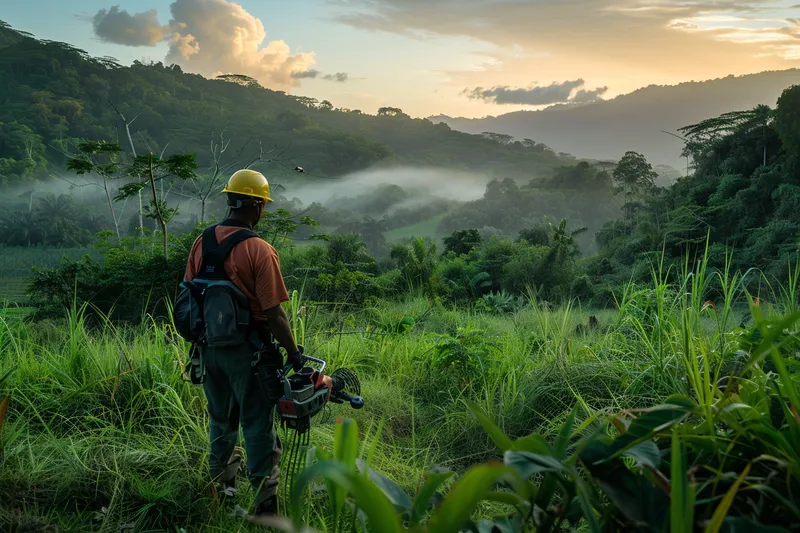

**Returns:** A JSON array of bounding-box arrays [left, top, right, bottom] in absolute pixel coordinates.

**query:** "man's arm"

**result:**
[[264, 304, 301, 367]]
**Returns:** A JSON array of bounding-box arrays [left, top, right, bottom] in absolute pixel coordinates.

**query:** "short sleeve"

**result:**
[[184, 236, 202, 281], [251, 242, 290, 311]]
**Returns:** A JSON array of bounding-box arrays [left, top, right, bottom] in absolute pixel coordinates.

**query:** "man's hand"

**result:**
[[288, 345, 304, 372]]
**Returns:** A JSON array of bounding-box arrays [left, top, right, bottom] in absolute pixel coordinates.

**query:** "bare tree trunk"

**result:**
[[124, 123, 144, 236], [112, 101, 144, 235], [148, 154, 169, 261], [201, 197, 206, 223], [103, 178, 121, 240]]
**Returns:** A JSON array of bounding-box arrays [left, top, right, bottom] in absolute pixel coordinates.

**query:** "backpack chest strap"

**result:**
[[199, 224, 259, 280]]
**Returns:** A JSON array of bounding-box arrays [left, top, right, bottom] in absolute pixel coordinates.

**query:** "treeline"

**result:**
[[0, 19, 570, 187], [25, 84, 800, 319], [590, 86, 800, 285]]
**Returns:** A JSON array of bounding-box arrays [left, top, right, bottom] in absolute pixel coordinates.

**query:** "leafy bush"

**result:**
[[475, 291, 526, 315]]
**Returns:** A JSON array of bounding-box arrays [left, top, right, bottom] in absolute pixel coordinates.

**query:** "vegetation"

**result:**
[[3, 259, 800, 531], [2, 17, 800, 533]]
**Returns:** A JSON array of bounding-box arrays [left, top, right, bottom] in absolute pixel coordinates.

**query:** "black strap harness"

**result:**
[[198, 220, 259, 281]]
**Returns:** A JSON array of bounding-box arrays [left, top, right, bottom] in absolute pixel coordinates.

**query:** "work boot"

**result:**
[[254, 496, 278, 517], [215, 447, 244, 507]]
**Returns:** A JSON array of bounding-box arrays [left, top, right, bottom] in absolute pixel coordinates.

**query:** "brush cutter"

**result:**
[[252, 352, 364, 509]]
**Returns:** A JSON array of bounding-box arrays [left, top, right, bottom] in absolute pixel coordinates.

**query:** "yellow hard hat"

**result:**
[[222, 169, 273, 202]]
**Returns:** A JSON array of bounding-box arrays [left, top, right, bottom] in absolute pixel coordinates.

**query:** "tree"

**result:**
[[109, 100, 144, 233], [613, 151, 657, 218], [319, 100, 333, 111], [186, 131, 268, 222], [216, 74, 262, 88], [326, 233, 370, 267], [120, 151, 198, 260], [377, 107, 408, 118], [518, 226, 550, 246], [390, 237, 439, 299], [278, 111, 312, 131], [291, 96, 319, 108], [481, 132, 513, 145], [444, 229, 481, 256], [66, 141, 124, 239], [680, 104, 774, 168], [775, 85, 800, 164], [69, 140, 197, 259]]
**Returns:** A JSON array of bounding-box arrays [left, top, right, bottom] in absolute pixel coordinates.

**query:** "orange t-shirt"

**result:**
[[184, 225, 290, 324]]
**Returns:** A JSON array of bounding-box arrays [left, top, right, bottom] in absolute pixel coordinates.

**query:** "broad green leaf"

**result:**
[[704, 464, 751, 533], [427, 464, 523, 533], [290, 461, 404, 533], [622, 440, 661, 470], [554, 406, 577, 460], [670, 431, 694, 533], [411, 469, 455, 526], [483, 491, 529, 510], [505, 451, 565, 478], [334, 418, 359, 465], [329, 418, 359, 524], [356, 459, 413, 513], [512, 433, 551, 454], [742, 309, 800, 375], [611, 397, 695, 457], [574, 474, 601, 533], [594, 468, 669, 526], [474, 516, 523, 533], [465, 399, 513, 453]]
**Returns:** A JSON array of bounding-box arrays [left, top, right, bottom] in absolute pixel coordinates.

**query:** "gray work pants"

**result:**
[[202, 343, 282, 503]]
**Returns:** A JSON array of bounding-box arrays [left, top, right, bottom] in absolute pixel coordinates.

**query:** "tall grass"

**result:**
[[1, 257, 798, 531]]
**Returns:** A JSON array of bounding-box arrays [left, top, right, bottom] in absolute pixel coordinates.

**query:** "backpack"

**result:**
[[174, 222, 259, 348]]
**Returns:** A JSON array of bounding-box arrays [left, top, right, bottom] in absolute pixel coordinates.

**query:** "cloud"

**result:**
[[464, 79, 607, 106], [669, 19, 699, 29], [324, 72, 349, 82], [336, 0, 800, 94], [90, 0, 316, 89], [572, 86, 609, 103], [292, 69, 322, 79], [92, 6, 167, 46], [291, 70, 350, 82]]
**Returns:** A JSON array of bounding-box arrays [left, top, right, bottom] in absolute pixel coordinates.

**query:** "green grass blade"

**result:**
[[670, 430, 694, 533], [427, 464, 522, 533], [465, 399, 513, 453], [703, 464, 751, 533], [411, 470, 455, 526], [291, 461, 404, 533]]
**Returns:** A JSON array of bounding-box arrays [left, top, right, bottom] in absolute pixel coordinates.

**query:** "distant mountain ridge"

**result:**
[[431, 70, 800, 168]]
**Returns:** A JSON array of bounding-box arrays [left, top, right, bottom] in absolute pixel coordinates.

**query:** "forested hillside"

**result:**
[[433, 69, 800, 169], [0, 19, 569, 187]]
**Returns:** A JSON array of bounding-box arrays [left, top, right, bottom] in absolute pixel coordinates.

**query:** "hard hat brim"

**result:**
[[222, 188, 273, 202]]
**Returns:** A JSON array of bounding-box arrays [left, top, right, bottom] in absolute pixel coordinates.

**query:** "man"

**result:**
[[184, 169, 303, 516]]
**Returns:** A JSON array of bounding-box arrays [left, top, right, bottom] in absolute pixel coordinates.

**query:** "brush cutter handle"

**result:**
[[282, 354, 327, 376], [332, 389, 365, 410]]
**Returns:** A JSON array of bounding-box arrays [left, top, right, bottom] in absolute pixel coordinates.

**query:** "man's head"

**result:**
[[222, 169, 273, 226]]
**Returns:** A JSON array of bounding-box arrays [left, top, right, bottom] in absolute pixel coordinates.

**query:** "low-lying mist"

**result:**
[[284, 166, 489, 210]]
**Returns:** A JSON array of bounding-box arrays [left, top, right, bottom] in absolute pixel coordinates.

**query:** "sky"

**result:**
[[3, 0, 799, 118]]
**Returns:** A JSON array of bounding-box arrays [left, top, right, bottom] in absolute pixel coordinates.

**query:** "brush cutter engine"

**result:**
[[276, 355, 364, 433]]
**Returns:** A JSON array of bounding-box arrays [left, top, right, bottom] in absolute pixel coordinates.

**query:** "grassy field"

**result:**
[[1, 265, 799, 532], [0, 247, 96, 304], [385, 214, 448, 243]]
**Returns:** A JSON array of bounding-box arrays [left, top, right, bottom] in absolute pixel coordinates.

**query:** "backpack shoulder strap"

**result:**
[[198, 225, 260, 280]]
